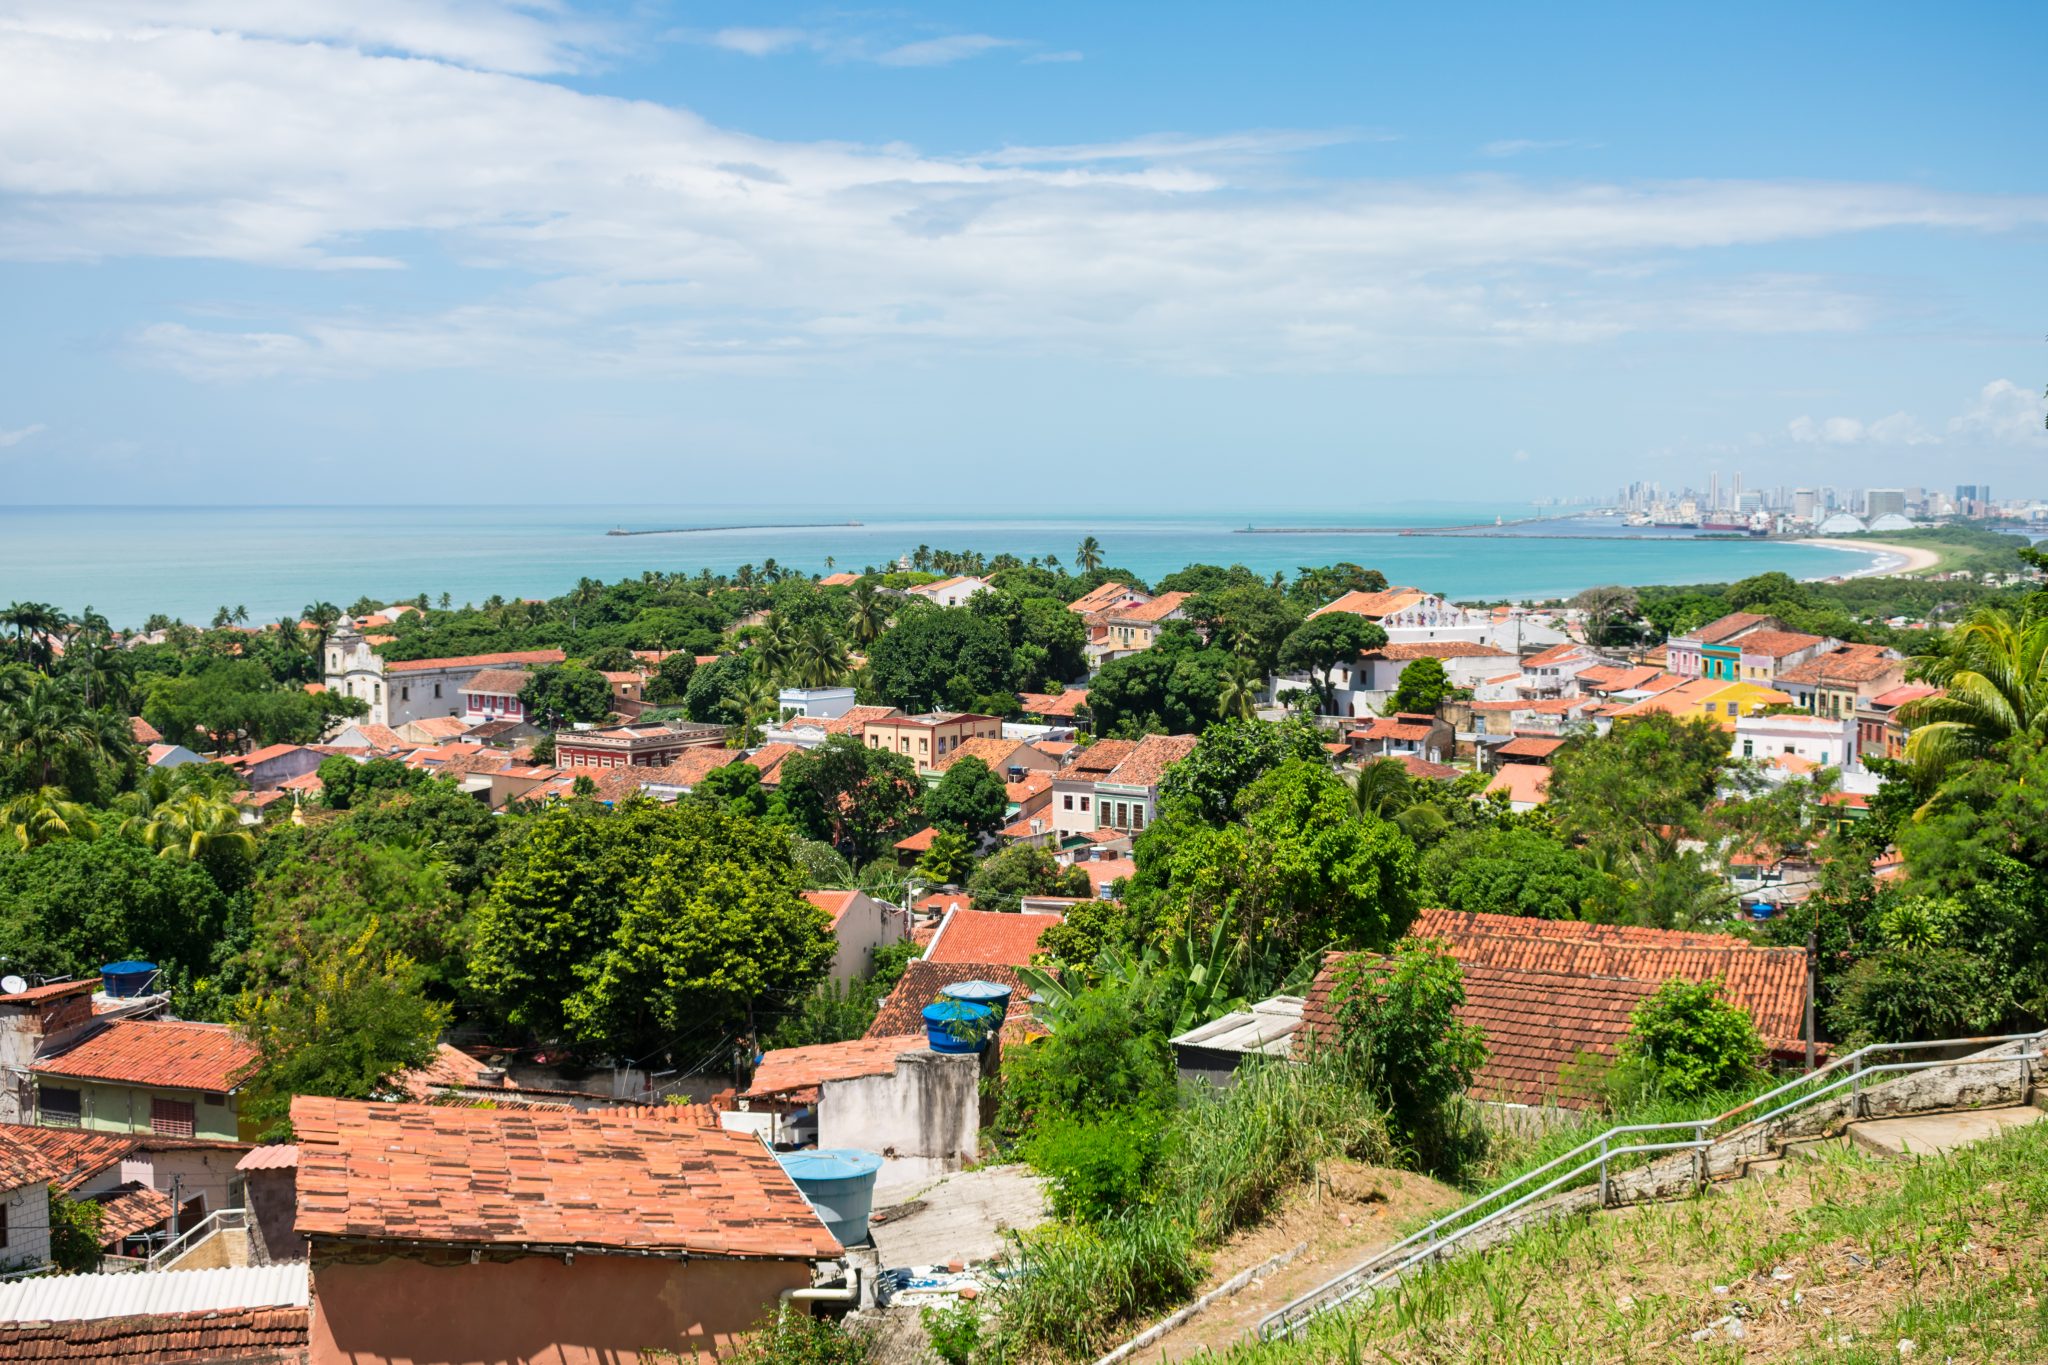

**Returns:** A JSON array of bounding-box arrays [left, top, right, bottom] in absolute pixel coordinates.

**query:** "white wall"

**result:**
[[830, 892, 907, 987], [0, 1180, 52, 1273], [818, 1051, 980, 1182]]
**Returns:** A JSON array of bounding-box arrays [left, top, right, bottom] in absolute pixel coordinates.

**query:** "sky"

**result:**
[[1, 1, 2044, 507]]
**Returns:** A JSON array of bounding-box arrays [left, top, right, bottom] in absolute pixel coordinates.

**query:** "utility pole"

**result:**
[[1804, 928, 1819, 1073]]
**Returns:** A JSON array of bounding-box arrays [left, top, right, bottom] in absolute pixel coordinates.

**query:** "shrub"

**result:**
[[1616, 976, 1765, 1100], [1325, 941, 1487, 1168], [1827, 944, 2012, 1047], [994, 1213, 1202, 1359], [996, 978, 1177, 1133], [1024, 1108, 1166, 1223], [714, 1309, 872, 1364], [919, 1300, 983, 1365]]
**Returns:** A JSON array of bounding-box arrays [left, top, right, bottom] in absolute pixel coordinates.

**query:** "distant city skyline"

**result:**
[[1, 1, 2044, 505]]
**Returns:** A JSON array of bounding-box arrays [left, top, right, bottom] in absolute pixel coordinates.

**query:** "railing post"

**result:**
[[1691, 1125, 1706, 1194], [1850, 1057, 1863, 1121], [1597, 1136, 1610, 1208]]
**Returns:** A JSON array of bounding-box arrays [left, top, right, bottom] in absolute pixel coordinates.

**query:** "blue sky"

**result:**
[[1, 0, 2043, 507]]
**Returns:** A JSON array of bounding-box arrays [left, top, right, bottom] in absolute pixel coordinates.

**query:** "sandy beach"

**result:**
[[1795, 538, 1943, 579]]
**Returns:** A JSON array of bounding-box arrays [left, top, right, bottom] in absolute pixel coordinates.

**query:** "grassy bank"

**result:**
[[1829, 524, 2033, 578], [1203, 1109, 2048, 1362]]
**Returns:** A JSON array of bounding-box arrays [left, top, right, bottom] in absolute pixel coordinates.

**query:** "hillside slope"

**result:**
[[1202, 1115, 2048, 1363]]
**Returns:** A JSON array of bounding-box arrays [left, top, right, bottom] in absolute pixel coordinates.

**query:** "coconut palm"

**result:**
[[124, 789, 257, 864], [1217, 657, 1264, 721], [1, 601, 70, 668], [1075, 537, 1104, 574], [1351, 757, 1417, 819], [745, 614, 800, 684], [1900, 607, 2048, 780], [789, 619, 850, 689], [0, 675, 110, 789], [2, 786, 101, 850], [847, 582, 888, 646]]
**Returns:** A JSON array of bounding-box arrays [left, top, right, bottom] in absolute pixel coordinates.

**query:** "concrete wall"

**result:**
[[0, 1179, 51, 1273], [818, 1051, 979, 1183], [829, 892, 908, 988], [34, 1080, 242, 1141], [309, 1249, 811, 1365]]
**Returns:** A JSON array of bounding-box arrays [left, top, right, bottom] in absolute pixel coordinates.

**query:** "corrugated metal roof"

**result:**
[[1169, 996, 1305, 1057], [0, 1263, 308, 1323]]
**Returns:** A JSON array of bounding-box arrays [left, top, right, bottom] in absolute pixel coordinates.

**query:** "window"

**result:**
[[152, 1097, 196, 1138], [1063, 794, 1073, 810], [1742, 740, 1754, 757], [1132, 805, 1145, 831], [373, 684, 382, 703], [1079, 796, 1089, 812], [0, 1200, 7, 1248], [400, 685, 410, 702], [433, 683, 442, 699], [38, 1086, 81, 1128]]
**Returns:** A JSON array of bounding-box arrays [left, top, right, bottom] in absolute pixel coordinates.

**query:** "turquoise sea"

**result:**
[[0, 503, 1876, 628]]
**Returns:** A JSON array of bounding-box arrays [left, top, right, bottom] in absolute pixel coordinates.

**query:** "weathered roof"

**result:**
[[1103, 591, 1191, 624], [0, 978, 94, 1006], [933, 736, 1028, 774], [745, 1036, 930, 1102], [235, 1144, 300, 1173], [1483, 764, 1552, 806], [1353, 716, 1440, 743], [291, 1097, 840, 1259], [866, 961, 1041, 1042], [1169, 996, 1305, 1059], [1410, 909, 1808, 1043], [128, 716, 162, 744], [1778, 644, 1904, 686], [924, 908, 1064, 966], [34, 1020, 258, 1094], [1066, 738, 1137, 776], [1496, 736, 1564, 759], [462, 667, 533, 695], [1017, 689, 1089, 719], [0, 1264, 309, 1323], [0, 1125, 136, 1191], [1102, 733, 1197, 787], [1309, 586, 1428, 620], [0, 1306, 308, 1364], [1364, 641, 1512, 661], [1687, 612, 1776, 646], [1734, 629, 1829, 660], [89, 1182, 175, 1244], [1067, 582, 1139, 615], [1519, 642, 1592, 669]]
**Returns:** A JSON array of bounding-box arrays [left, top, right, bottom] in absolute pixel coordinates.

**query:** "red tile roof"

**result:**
[[1017, 689, 1089, 719], [129, 716, 162, 744], [1105, 591, 1191, 624], [1299, 952, 1659, 1106], [1484, 765, 1552, 806], [1353, 715, 1440, 743], [0, 1307, 310, 1364], [91, 1182, 175, 1243], [894, 825, 941, 854], [1409, 909, 1808, 1043], [818, 571, 861, 587], [385, 649, 566, 674], [0, 978, 95, 1006], [331, 722, 407, 750], [745, 741, 801, 785], [1392, 754, 1462, 780], [924, 908, 1064, 966], [1365, 641, 1512, 661], [236, 1144, 300, 1172], [867, 961, 1038, 1037], [1309, 586, 1428, 620], [933, 736, 1030, 774], [1496, 736, 1564, 759], [0, 1128, 66, 1189], [745, 1035, 930, 1101], [462, 667, 533, 695], [35, 1020, 258, 1093], [1103, 733, 1197, 787], [1778, 644, 1904, 686], [1067, 582, 1140, 615], [1735, 629, 1829, 660], [801, 889, 860, 928], [1688, 612, 1775, 645], [0, 1125, 137, 1190], [1867, 683, 1940, 709], [292, 1097, 839, 1258], [1576, 664, 1664, 693], [1520, 643, 1591, 669]]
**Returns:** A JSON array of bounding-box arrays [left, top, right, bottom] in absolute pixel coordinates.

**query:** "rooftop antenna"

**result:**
[[0, 975, 27, 996]]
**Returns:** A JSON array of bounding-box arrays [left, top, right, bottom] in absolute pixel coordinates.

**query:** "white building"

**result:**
[[777, 686, 858, 719], [1734, 713, 1858, 773], [323, 621, 564, 728], [904, 575, 991, 608]]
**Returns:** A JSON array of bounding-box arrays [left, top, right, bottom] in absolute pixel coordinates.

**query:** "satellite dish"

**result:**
[[1, 975, 28, 995]]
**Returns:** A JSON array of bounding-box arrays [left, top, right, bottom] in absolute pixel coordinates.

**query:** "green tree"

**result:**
[[1546, 714, 1729, 924], [778, 735, 924, 864], [1322, 941, 1486, 1163], [690, 756, 773, 820], [846, 580, 889, 646], [0, 673, 130, 795], [1898, 607, 2048, 782], [925, 756, 1009, 839], [645, 651, 697, 704], [1828, 944, 2012, 1046], [1277, 614, 1388, 715], [864, 606, 1014, 714], [142, 658, 363, 753], [1216, 657, 1263, 721], [914, 827, 976, 885], [48, 1193, 105, 1274], [564, 808, 833, 1052], [246, 827, 470, 998], [1087, 626, 1234, 736], [2, 786, 101, 850], [583, 646, 636, 673], [1572, 584, 1642, 646], [1155, 716, 1328, 826], [0, 836, 231, 990], [683, 653, 754, 724], [235, 922, 451, 1139], [1076, 536, 1105, 574], [1382, 655, 1458, 716], [1614, 976, 1765, 1101], [968, 843, 1090, 910], [1188, 584, 1302, 674], [315, 755, 425, 810], [519, 664, 613, 727], [1421, 825, 1614, 920]]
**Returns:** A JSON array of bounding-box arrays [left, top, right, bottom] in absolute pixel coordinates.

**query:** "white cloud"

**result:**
[[1481, 138, 1596, 158], [0, 422, 47, 447], [1787, 412, 1936, 445], [705, 27, 806, 58], [1024, 50, 1084, 64], [1949, 378, 2047, 444], [2, 10, 2045, 382], [875, 34, 1021, 67]]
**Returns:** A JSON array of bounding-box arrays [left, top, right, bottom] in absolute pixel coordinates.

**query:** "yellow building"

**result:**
[[1616, 677, 1793, 729]]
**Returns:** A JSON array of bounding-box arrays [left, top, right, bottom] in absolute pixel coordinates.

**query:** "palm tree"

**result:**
[[1900, 607, 2048, 780], [1075, 537, 1104, 574], [1218, 657, 1263, 721], [124, 789, 257, 865], [1351, 757, 1417, 819], [0, 675, 105, 789], [847, 582, 887, 646], [790, 619, 850, 689], [61, 636, 131, 714], [746, 614, 800, 685], [1, 601, 69, 668], [3, 786, 101, 850]]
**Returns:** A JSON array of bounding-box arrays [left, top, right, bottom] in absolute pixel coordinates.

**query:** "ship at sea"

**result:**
[[1699, 519, 1765, 536]]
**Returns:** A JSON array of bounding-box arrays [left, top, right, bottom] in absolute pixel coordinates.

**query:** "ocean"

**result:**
[[0, 503, 1874, 628]]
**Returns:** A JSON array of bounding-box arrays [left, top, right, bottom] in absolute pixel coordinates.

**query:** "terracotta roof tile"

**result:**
[[1309, 586, 1428, 620], [0, 1306, 310, 1364], [1408, 909, 1808, 1043], [1105, 591, 1191, 625], [932, 736, 1029, 774], [1496, 737, 1564, 759], [1520, 643, 1592, 669], [1735, 629, 1830, 660], [1867, 683, 1940, 708], [1391, 754, 1462, 780], [1778, 644, 1904, 686], [867, 961, 1043, 1042], [745, 1036, 930, 1100], [0, 978, 94, 1006], [90, 1182, 175, 1244], [129, 716, 162, 744], [925, 908, 1064, 966], [1484, 765, 1552, 806], [236, 1144, 300, 1172], [462, 667, 533, 695], [801, 889, 860, 928], [1688, 612, 1775, 645], [291, 1097, 838, 1258], [1103, 733, 1197, 787], [35, 1020, 257, 1093], [1364, 641, 1512, 661], [1067, 582, 1140, 614], [384, 649, 566, 674], [1353, 716, 1438, 743], [0, 1124, 136, 1190], [331, 723, 407, 750], [1017, 690, 1089, 719], [1067, 738, 1137, 776]]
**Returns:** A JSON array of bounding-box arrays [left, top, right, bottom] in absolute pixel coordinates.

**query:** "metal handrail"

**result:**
[[144, 1207, 249, 1271], [1255, 1029, 2043, 1341]]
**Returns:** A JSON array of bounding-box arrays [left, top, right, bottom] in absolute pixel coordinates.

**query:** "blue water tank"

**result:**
[[921, 999, 995, 1054], [777, 1148, 884, 1246], [940, 980, 1013, 1025], [99, 961, 157, 997]]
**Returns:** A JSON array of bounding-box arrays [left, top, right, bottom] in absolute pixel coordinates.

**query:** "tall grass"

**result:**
[[995, 1051, 1392, 1359]]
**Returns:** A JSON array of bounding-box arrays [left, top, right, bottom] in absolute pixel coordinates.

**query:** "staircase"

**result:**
[[1250, 1030, 2043, 1343], [146, 1208, 253, 1271]]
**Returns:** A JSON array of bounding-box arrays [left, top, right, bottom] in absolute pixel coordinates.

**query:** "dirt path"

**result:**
[[1126, 1162, 1465, 1361]]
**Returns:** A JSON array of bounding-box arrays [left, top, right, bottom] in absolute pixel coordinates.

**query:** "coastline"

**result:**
[[1794, 538, 1942, 579]]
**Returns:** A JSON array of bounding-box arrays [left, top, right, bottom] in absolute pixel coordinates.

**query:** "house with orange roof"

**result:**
[[220, 742, 330, 792], [924, 907, 1065, 966], [740, 1034, 984, 1182], [817, 571, 861, 587], [1087, 733, 1197, 837], [802, 889, 907, 987], [1308, 586, 1485, 636], [1776, 643, 1908, 722], [1733, 629, 1835, 685], [128, 715, 162, 745], [1666, 611, 1783, 680], [1049, 738, 1134, 840], [1735, 711, 1858, 774], [554, 720, 728, 770], [32, 1019, 259, 1141], [1347, 712, 1454, 764], [1855, 683, 1940, 763], [1615, 677, 1792, 729], [1083, 590, 1192, 664], [294, 1097, 841, 1365], [931, 734, 1059, 782], [394, 714, 472, 746], [862, 712, 1001, 775], [1067, 581, 1148, 617], [1484, 762, 1551, 812], [1017, 688, 1090, 724]]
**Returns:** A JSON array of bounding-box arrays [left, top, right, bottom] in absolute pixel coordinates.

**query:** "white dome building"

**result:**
[[1816, 513, 1868, 534], [1868, 513, 1916, 532]]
